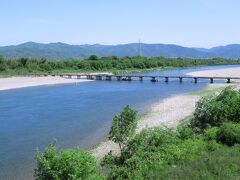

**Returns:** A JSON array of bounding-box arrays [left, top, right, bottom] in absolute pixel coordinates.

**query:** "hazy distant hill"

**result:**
[[0, 42, 240, 60]]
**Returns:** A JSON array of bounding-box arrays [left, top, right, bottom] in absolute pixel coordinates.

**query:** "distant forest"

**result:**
[[0, 55, 240, 76]]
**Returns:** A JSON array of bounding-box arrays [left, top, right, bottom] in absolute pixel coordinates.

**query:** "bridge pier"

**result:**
[[116, 76, 122, 81], [165, 77, 169, 83], [96, 75, 102, 80], [227, 78, 231, 83], [194, 77, 198, 84], [210, 78, 214, 84], [179, 77, 183, 83], [68, 75, 72, 79], [86, 75, 93, 79], [151, 77, 157, 82], [139, 76, 143, 81], [106, 75, 112, 81], [127, 76, 132, 81]]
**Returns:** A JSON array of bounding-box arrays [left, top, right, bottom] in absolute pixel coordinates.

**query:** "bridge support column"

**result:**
[[139, 76, 143, 81], [68, 75, 72, 79], [151, 77, 157, 82], [106, 75, 112, 81], [77, 75, 81, 79], [116, 76, 122, 81], [165, 77, 169, 83], [227, 78, 231, 83], [96, 75, 102, 80], [210, 78, 214, 84], [127, 76, 132, 81], [179, 77, 183, 83], [194, 77, 198, 84]]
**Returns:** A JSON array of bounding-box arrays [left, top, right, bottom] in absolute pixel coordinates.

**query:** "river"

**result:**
[[0, 65, 239, 179]]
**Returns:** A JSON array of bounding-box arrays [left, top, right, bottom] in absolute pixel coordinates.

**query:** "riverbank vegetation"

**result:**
[[35, 87, 240, 179], [1, 55, 240, 76]]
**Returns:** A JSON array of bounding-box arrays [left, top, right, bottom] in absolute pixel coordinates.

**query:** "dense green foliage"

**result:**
[[35, 87, 240, 179], [103, 128, 209, 179], [102, 87, 240, 179], [35, 143, 101, 180], [191, 87, 240, 130], [109, 106, 137, 152], [162, 145, 240, 180], [0, 55, 239, 76], [217, 123, 240, 146]]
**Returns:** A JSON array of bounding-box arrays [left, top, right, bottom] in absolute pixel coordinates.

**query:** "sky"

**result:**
[[0, 0, 240, 48]]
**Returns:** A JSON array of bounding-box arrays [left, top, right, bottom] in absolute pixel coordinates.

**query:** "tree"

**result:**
[[19, 57, 28, 67], [109, 106, 138, 152], [0, 56, 6, 71], [88, 55, 98, 60], [191, 87, 240, 131], [34, 142, 101, 180]]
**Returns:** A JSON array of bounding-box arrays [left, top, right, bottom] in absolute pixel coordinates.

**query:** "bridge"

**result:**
[[48, 74, 240, 84]]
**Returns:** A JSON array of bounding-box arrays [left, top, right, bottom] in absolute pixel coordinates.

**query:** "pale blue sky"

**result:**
[[0, 0, 240, 47]]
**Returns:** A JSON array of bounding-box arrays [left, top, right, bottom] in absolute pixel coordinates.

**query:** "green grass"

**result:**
[[161, 145, 240, 180]]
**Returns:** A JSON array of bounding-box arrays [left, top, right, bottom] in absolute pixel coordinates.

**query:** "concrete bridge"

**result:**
[[49, 74, 240, 84]]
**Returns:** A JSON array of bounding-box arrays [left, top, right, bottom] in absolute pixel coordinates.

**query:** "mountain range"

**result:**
[[0, 42, 240, 60]]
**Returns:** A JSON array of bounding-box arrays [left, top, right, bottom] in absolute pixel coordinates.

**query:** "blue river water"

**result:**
[[0, 65, 239, 179]]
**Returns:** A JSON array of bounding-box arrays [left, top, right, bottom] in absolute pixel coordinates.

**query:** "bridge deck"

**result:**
[[47, 73, 240, 83]]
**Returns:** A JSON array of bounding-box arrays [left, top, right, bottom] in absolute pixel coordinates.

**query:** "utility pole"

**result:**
[[138, 39, 142, 57]]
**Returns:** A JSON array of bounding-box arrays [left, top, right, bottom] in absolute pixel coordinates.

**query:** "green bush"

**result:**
[[35, 143, 101, 180], [105, 128, 208, 179], [191, 87, 240, 130], [203, 127, 219, 141], [203, 127, 221, 151], [217, 123, 240, 146], [0, 56, 7, 71], [160, 145, 240, 180], [177, 121, 194, 140]]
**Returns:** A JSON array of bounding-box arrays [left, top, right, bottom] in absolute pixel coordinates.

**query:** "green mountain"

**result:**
[[0, 42, 240, 60]]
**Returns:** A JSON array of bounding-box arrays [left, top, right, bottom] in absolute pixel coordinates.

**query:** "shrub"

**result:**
[[88, 55, 98, 60], [177, 120, 194, 140], [0, 56, 7, 71], [161, 145, 240, 180], [191, 87, 240, 130], [217, 123, 240, 146], [203, 127, 219, 141], [109, 106, 137, 153], [106, 128, 208, 179], [35, 143, 101, 180]]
